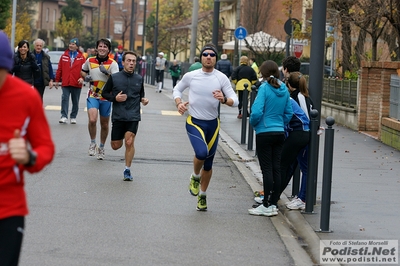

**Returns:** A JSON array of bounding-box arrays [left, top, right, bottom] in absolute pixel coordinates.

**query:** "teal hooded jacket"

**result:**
[[250, 80, 293, 134]]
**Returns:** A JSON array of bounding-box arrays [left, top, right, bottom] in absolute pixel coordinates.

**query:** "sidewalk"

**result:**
[[158, 77, 400, 264]]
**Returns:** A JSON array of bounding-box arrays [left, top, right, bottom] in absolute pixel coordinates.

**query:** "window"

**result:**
[[46, 8, 49, 22], [53, 10, 56, 30], [114, 21, 123, 34], [116, 0, 124, 4], [137, 24, 143, 35], [139, 0, 145, 11]]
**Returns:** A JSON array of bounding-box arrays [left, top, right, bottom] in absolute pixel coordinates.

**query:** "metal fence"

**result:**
[[142, 61, 192, 85], [390, 74, 400, 120], [321, 78, 358, 108]]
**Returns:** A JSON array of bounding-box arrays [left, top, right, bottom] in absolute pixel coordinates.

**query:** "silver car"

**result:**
[[47, 51, 64, 73]]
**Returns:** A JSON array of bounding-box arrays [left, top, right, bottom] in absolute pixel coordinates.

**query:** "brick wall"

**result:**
[[358, 61, 400, 138]]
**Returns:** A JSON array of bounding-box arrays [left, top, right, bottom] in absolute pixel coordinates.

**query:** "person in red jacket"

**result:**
[[0, 31, 55, 266], [55, 38, 86, 124]]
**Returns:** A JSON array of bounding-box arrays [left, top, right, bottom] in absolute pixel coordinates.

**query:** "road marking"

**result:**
[[44, 106, 179, 116], [45, 105, 61, 111], [161, 110, 181, 116]]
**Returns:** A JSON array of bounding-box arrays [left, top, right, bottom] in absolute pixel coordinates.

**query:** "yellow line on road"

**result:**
[[45, 105, 179, 116], [45, 105, 61, 111], [161, 110, 181, 116]]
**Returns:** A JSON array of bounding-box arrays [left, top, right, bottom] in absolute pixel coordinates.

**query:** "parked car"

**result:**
[[299, 62, 336, 77], [47, 51, 64, 73], [279, 62, 337, 80]]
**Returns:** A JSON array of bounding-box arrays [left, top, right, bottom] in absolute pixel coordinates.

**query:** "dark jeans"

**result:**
[[256, 132, 285, 206], [155, 70, 164, 84], [172, 76, 179, 88], [238, 90, 244, 113], [0, 216, 25, 266], [280, 131, 310, 195], [61, 86, 81, 119], [34, 83, 45, 101]]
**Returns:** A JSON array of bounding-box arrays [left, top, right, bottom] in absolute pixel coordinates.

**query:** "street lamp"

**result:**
[[129, 0, 135, 51]]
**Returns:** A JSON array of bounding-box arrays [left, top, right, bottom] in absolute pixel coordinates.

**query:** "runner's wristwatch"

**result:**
[[25, 150, 37, 166]]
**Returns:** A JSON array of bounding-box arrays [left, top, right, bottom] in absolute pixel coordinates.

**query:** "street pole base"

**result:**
[[316, 229, 333, 233], [302, 210, 317, 215]]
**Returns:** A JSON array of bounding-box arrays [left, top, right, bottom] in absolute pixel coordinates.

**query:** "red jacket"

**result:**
[[55, 49, 86, 88], [0, 74, 55, 220]]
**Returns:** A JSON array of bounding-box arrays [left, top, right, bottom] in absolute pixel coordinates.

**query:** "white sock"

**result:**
[[192, 172, 200, 179], [199, 191, 206, 196]]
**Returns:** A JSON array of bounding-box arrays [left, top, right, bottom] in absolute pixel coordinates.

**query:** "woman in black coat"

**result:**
[[12, 40, 40, 85]]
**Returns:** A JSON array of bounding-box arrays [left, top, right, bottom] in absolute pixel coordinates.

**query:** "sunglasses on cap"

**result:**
[[202, 52, 216, 57]]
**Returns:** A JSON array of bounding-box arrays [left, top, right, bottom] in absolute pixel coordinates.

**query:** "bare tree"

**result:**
[[241, 0, 273, 35], [169, 28, 190, 59], [118, 10, 131, 48], [241, 0, 284, 63], [382, 0, 400, 60], [329, 0, 356, 74], [350, 0, 388, 61]]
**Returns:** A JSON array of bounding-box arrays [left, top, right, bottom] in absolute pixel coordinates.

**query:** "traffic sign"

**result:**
[[294, 44, 303, 58], [234, 26, 247, 40], [284, 18, 300, 35]]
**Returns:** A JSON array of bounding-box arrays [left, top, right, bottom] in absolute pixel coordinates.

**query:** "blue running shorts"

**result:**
[[186, 115, 220, 171], [87, 97, 111, 117]]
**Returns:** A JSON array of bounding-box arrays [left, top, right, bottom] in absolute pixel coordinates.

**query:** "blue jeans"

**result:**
[[61, 86, 81, 119]]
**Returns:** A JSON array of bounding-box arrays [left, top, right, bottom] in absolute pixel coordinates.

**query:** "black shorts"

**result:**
[[111, 121, 139, 141]]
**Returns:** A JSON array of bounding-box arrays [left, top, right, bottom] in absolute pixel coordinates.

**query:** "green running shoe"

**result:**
[[188, 175, 200, 196], [196, 194, 207, 211]]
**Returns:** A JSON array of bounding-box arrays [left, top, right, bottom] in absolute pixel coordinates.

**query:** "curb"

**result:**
[[219, 128, 341, 266]]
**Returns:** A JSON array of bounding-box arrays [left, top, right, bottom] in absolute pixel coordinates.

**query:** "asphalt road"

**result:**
[[18, 85, 310, 266]]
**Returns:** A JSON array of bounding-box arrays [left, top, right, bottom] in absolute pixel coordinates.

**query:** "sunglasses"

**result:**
[[202, 52, 216, 57]]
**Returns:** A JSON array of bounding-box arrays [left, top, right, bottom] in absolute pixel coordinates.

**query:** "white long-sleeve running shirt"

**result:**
[[173, 68, 238, 120]]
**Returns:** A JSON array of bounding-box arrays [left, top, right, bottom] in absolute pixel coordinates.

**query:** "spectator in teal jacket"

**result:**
[[169, 59, 181, 88], [188, 57, 202, 72]]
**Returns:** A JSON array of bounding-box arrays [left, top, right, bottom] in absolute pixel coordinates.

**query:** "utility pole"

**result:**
[[107, 0, 111, 38], [234, 0, 240, 67], [212, 0, 220, 47], [97, 0, 101, 41], [189, 0, 199, 63], [307, 0, 328, 209], [151, 0, 159, 85], [141, 0, 147, 56], [130, 0, 135, 51]]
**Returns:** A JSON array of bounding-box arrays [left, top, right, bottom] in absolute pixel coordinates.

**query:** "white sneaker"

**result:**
[[70, 118, 77, 124], [285, 196, 298, 206], [88, 143, 97, 156], [97, 146, 105, 160], [254, 196, 264, 204], [286, 198, 306, 210], [59, 117, 67, 124], [158, 82, 162, 92], [248, 204, 278, 217]]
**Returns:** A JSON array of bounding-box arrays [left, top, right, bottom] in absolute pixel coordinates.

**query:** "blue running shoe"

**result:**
[[123, 169, 133, 181]]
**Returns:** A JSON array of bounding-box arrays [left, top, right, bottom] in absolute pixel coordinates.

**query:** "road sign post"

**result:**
[[234, 26, 247, 60]]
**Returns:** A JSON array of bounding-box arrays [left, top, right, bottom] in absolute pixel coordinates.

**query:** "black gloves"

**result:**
[[99, 63, 110, 75]]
